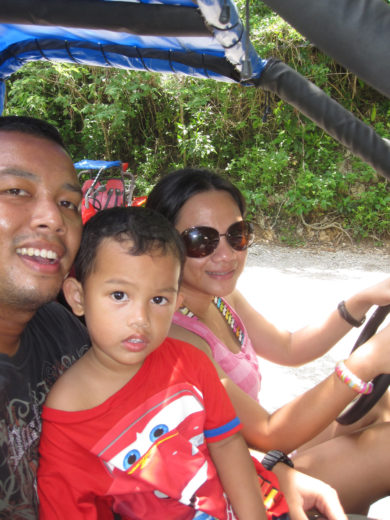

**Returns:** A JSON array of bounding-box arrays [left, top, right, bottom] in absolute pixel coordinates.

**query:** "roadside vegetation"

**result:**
[[4, 2, 389, 246]]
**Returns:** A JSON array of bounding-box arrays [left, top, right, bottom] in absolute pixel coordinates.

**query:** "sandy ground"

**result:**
[[237, 243, 390, 520]]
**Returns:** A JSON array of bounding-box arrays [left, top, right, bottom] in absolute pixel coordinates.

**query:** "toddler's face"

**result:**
[[80, 237, 181, 374]]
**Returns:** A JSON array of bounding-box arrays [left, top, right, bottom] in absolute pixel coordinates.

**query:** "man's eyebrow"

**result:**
[[0, 167, 38, 180], [0, 167, 82, 194], [63, 182, 82, 195]]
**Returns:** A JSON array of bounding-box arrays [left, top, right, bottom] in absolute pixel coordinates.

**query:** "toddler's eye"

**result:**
[[152, 296, 168, 305], [111, 291, 128, 302]]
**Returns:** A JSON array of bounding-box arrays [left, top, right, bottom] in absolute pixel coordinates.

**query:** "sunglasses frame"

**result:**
[[181, 220, 254, 258]]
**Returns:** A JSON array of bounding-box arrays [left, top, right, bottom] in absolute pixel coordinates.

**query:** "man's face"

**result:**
[[0, 131, 82, 310]]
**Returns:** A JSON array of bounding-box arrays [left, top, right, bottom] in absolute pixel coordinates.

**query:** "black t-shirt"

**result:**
[[0, 303, 90, 519]]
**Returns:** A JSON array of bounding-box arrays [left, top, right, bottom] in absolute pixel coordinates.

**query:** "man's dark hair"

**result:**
[[74, 206, 186, 285], [0, 115, 67, 150], [146, 167, 247, 225]]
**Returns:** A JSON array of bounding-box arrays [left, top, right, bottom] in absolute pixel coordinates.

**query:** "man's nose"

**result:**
[[31, 198, 66, 234]]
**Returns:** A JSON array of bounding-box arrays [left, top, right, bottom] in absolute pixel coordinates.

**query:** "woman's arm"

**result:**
[[230, 276, 390, 366], [169, 322, 390, 453], [228, 324, 390, 452], [208, 433, 267, 520]]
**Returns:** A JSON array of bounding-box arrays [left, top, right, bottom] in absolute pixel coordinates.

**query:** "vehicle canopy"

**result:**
[[0, 0, 389, 178]]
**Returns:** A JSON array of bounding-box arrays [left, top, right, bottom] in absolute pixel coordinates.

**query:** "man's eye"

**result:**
[[6, 188, 29, 196], [59, 200, 79, 211], [152, 296, 168, 305], [111, 291, 128, 302]]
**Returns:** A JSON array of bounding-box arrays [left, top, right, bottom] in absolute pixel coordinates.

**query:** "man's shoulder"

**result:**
[[32, 302, 86, 334], [25, 302, 89, 357], [34, 300, 79, 321]]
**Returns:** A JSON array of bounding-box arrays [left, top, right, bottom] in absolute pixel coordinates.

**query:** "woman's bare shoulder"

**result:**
[[169, 322, 213, 357], [226, 289, 251, 313]]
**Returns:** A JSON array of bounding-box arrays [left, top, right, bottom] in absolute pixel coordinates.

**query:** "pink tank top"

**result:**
[[172, 299, 261, 402]]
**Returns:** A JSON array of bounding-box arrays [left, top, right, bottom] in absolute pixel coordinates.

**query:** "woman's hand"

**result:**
[[356, 276, 390, 308], [273, 463, 347, 520], [347, 322, 390, 382], [341, 277, 390, 326]]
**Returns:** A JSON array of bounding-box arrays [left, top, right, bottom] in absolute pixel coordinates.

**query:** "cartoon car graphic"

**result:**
[[92, 383, 233, 519]]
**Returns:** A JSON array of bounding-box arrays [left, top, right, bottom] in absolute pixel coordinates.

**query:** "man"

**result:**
[[0, 115, 346, 520], [0, 116, 89, 519]]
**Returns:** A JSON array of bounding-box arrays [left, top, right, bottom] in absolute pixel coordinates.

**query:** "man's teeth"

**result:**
[[16, 248, 58, 260]]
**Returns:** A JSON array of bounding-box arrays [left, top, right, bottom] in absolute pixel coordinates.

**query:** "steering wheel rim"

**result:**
[[336, 304, 390, 425]]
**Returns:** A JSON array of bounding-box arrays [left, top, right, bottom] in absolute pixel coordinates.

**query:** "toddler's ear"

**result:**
[[62, 277, 85, 317], [175, 291, 184, 311]]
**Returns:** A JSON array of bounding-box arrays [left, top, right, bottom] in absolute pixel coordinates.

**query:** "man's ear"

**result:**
[[62, 277, 85, 317]]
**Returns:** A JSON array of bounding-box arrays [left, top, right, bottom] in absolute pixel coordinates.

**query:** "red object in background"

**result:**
[[79, 161, 147, 223], [81, 200, 97, 224], [131, 196, 148, 207]]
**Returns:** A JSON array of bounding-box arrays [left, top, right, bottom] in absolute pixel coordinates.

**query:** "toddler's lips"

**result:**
[[123, 336, 148, 352]]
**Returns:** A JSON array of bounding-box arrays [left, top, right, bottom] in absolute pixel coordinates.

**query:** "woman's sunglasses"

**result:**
[[181, 221, 254, 258]]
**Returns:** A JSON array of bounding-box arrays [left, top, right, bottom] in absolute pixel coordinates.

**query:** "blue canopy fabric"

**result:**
[[0, 0, 266, 113], [0, 0, 389, 178], [74, 160, 122, 170]]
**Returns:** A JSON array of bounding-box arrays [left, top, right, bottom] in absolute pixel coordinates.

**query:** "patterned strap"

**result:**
[[213, 297, 244, 346], [179, 298, 244, 346]]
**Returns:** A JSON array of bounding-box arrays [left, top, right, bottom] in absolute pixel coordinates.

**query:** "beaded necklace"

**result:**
[[179, 296, 244, 346]]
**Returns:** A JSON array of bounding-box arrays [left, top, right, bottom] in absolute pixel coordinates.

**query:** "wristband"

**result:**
[[335, 360, 373, 395], [337, 300, 366, 327], [261, 450, 294, 471]]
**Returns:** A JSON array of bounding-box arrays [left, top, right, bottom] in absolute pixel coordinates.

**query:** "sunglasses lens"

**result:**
[[181, 227, 220, 258], [226, 221, 254, 251]]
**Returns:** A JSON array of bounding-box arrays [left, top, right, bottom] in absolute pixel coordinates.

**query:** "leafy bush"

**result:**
[[4, 4, 389, 244]]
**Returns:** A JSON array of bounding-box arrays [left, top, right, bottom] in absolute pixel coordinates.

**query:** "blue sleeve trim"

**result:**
[[204, 416, 240, 439]]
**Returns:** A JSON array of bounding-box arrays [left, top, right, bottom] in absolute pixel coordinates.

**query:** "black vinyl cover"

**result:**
[[257, 60, 390, 180], [0, 0, 210, 37], [262, 0, 390, 99]]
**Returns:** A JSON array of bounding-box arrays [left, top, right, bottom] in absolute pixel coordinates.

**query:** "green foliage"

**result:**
[[4, 5, 390, 244]]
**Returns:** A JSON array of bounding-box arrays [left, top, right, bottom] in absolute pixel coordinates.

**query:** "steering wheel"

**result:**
[[336, 304, 390, 425]]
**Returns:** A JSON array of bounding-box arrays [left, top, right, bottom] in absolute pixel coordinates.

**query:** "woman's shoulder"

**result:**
[[168, 322, 214, 359], [225, 289, 247, 311]]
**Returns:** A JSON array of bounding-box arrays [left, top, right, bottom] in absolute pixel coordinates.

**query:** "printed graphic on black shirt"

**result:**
[[0, 302, 89, 520]]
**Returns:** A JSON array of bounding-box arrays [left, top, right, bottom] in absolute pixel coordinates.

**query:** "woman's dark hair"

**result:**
[[0, 115, 67, 151], [74, 206, 185, 285], [146, 168, 247, 225]]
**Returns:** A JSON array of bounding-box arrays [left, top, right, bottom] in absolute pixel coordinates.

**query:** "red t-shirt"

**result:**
[[38, 338, 241, 520]]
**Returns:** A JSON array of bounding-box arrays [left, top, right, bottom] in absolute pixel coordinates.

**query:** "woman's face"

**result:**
[[175, 190, 248, 298]]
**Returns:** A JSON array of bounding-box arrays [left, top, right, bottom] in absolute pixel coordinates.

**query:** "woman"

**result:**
[[146, 168, 390, 516]]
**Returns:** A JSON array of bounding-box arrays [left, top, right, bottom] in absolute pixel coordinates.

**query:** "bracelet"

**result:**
[[335, 360, 373, 395], [261, 450, 294, 471], [337, 300, 366, 327]]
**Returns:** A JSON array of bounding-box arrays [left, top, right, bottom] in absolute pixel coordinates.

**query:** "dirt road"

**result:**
[[237, 243, 390, 519]]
